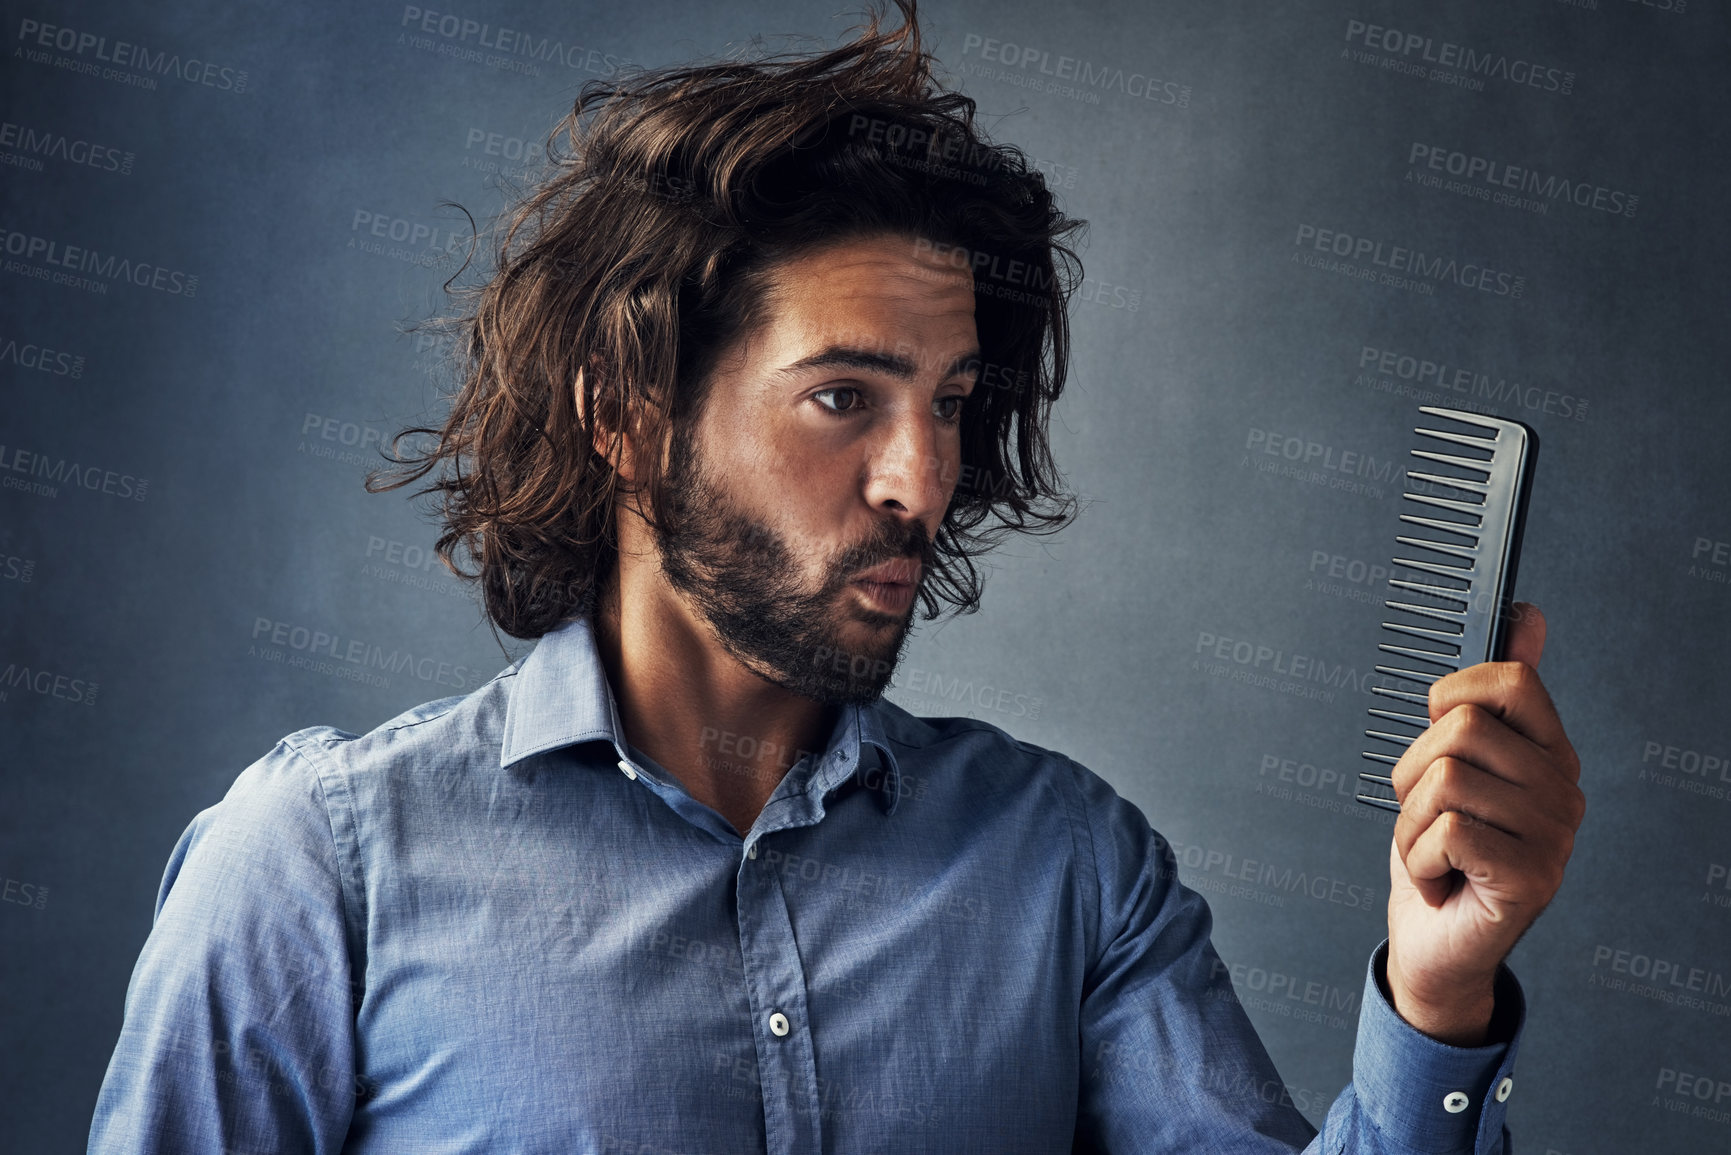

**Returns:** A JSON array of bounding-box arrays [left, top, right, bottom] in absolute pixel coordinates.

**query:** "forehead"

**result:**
[[742, 232, 979, 367]]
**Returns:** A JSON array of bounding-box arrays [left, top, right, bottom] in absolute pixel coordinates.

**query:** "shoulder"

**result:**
[[876, 696, 1127, 791], [266, 662, 523, 788], [871, 697, 1152, 844], [871, 700, 1182, 970]]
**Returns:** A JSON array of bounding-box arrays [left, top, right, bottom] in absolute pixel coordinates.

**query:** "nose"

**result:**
[[860, 402, 957, 529]]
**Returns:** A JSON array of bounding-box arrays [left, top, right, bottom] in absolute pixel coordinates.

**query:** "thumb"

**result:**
[[1501, 601, 1546, 668]]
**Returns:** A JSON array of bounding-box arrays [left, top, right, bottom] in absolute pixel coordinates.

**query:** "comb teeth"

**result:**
[[1360, 407, 1538, 810]]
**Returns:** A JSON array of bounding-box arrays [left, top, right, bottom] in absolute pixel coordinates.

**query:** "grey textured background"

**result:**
[[4, 1, 1729, 1151]]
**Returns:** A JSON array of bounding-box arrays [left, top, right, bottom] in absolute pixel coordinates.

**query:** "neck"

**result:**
[[591, 569, 839, 837]]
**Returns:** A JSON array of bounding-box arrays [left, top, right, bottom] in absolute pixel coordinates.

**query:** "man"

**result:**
[[89, 2, 1583, 1152]]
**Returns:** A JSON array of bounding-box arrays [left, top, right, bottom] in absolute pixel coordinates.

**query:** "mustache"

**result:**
[[827, 520, 937, 588]]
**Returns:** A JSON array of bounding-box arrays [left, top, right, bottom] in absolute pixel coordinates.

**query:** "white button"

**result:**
[[1495, 1077, 1513, 1103], [617, 759, 637, 781], [747, 843, 758, 859], [1443, 1091, 1470, 1114], [768, 1012, 789, 1037]]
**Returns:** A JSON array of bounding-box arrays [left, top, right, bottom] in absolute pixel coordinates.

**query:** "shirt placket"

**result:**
[[736, 836, 824, 1155]]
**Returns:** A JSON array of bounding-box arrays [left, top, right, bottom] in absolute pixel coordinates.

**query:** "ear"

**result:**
[[576, 362, 644, 486]]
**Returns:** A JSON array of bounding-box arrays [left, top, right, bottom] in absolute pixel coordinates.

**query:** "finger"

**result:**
[[1403, 808, 1557, 913], [1395, 756, 1526, 856], [1500, 601, 1546, 669], [1427, 660, 1574, 764], [1393, 754, 1578, 868], [1392, 702, 1560, 801]]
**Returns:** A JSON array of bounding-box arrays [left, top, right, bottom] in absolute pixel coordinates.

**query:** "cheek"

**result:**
[[773, 457, 859, 539]]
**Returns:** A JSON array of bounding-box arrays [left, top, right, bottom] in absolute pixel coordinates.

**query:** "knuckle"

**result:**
[[1392, 747, 1426, 796], [1427, 672, 1462, 713], [1501, 661, 1538, 694], [1442, 703, 1489, 744], [1431, 756, 1468, 799], [1561, 745, 1583, 780]]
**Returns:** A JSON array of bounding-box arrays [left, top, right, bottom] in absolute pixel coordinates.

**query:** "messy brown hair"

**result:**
[[367, 0, 1085, 639]]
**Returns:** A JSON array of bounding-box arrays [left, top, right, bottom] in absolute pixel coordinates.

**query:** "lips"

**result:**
[[853, 557, 923, 586]]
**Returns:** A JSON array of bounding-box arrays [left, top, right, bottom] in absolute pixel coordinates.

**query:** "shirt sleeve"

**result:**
[[87, 733, 364, 1155], [1067, 758, 1526, 1155]]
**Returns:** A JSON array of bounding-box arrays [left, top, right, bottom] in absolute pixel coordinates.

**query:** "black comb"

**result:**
[[1359, 407, 1540, 811]]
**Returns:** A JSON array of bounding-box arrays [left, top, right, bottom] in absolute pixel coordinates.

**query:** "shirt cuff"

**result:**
[[1351, 939, 1526, 1154]]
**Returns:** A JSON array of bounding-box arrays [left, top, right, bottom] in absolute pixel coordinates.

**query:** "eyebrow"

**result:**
[[774, 345, 982, 383]]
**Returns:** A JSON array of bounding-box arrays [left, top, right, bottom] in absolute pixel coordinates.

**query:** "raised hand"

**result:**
[[1383, 602, 1586, 1045]]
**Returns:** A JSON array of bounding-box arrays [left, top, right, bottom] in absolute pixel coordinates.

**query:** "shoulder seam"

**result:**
[[380, 697, 467, 735], [1058, 755, 1103, 980], [277, 731, 368, 1017], [382, 664, 520, 737], [881, 714, 1027, 751]]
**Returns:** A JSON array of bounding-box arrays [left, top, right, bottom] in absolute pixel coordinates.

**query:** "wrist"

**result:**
[[1379, 949, 1496, 1047]]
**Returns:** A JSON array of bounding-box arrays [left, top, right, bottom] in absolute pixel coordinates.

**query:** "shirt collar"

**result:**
[[499, 613, 904, 815]]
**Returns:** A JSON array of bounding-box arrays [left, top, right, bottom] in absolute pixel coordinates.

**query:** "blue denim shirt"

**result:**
[[89, 613, 1524, 1154]]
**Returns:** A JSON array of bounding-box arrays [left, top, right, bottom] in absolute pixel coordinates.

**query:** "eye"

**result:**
[[934, 395, 966, 423], [813, 386, 864, 414]]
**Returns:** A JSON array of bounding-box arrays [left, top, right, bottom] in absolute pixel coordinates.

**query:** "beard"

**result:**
[[651, 420, 936, 704]]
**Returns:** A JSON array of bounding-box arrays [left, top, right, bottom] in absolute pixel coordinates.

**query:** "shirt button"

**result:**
[[747, 843, 758, 860], [1495, 1077, 1513, 1103], [768, 1012, 789, 1037], [617, 759, 637, 781], [1442, 1091, 1470, 1114]]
